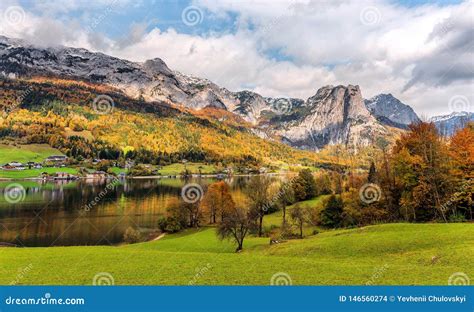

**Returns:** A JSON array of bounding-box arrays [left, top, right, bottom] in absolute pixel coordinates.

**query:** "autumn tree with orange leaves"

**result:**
[[391, 122, 454, 222], [447, 123, 474, 220], [201, 181, 235, 224]]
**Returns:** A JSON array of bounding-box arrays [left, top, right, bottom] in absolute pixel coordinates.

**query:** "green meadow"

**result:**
[[0, 144, 75, 179], [0, 167, 78, 179], [158, 163, 219, 176], [0, 144, 63, 164], [1, 223, 472, 285], [264, 196, 328, 235]]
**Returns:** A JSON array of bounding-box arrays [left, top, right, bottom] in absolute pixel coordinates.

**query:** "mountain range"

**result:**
[[0, 36, 470, 151], [430, 111, 474, 136]]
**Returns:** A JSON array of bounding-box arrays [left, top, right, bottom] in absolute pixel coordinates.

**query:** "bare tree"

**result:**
[[217, 204, 255, 252]]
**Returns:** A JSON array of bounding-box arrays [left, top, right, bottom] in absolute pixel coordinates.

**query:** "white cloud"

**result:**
[[0, 0, 472, 117]]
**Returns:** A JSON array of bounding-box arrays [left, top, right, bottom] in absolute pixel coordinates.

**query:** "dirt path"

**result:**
[[152, 233, 166, 241]]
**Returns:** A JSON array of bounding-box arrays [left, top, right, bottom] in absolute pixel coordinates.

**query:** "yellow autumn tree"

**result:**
[[201, 181, 235, 224]]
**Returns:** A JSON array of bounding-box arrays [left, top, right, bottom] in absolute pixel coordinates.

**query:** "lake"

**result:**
[[0, 177, 266, 247]]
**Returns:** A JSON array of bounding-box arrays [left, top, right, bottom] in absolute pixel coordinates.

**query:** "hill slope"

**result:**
[[0, 143, 63, 164], [0, 77, 331, 166], [1, 223, 472, 285]]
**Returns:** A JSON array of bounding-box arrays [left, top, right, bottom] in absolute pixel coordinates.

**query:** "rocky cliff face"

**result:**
[[0, 35, 400, 150], [271, 85, 388, 149], [365, 93, 420, 128]]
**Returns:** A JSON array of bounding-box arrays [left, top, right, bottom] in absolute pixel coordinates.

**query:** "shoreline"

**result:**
[[0, 172, 293, 182]]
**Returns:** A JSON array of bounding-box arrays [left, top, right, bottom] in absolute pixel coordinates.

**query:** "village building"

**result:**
[[44, 155, 68, 166], [1, 162, 26, 170]]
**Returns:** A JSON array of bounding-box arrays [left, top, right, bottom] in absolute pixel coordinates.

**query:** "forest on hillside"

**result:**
[[0, 78, 333, 168]]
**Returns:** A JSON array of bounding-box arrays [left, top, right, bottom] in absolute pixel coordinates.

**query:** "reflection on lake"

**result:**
[[0, 177, 258, 247]]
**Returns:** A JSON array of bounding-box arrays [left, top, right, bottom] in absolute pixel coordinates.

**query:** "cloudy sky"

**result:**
[[0, 0, 473, 116]]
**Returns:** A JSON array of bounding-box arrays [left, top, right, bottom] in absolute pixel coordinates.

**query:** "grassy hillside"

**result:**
[[0, 167, 78, 179], [1, 223, 472, 285], [0, 143, 63, 164], [264, 196, 327, 233], [0, 144, 74, 178]]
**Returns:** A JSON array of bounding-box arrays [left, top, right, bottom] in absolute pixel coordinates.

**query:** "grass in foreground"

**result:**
[[0, 223, 472, 285]]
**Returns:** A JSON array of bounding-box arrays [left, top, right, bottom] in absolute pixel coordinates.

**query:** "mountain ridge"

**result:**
[[430, 111, 474, 136], [364, 93, 421, 128], [1, 35, 469, 150]]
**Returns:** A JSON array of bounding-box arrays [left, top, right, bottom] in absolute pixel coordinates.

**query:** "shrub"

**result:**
[[279, 222, 293, 239], [292, 179, 307, 202], [157, 216, 185, 233], [292, 169, 317, 201], [157, 217, 168, 232], [320, 195, 344, 228], [315, 173, 332, 195], [449, 213, 466, 223], [128, 164, 157, 176], [123, 226, 142, 244]]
